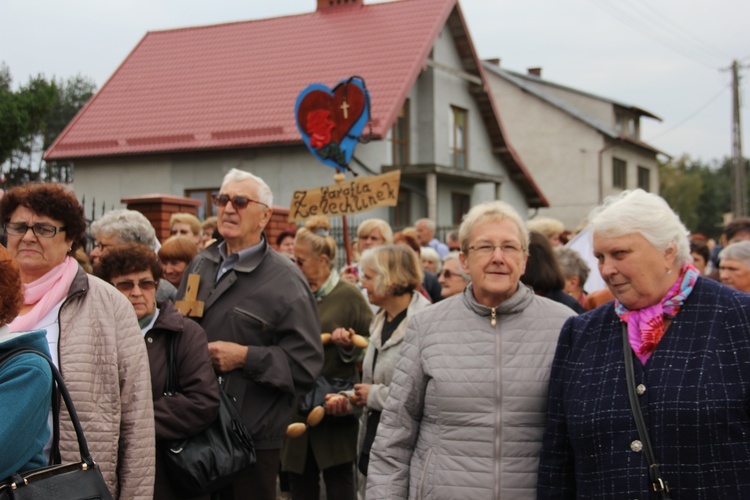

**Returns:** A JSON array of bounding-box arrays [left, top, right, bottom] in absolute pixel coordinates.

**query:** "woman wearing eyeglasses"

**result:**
[[95, 243, 220, 500], [437, 252, 470, 298], [365, 201, 575, 500], [0, 183, 155, 499]]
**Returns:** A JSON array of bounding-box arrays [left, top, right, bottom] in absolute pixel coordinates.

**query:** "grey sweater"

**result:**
[[366, 283, 574, 500]]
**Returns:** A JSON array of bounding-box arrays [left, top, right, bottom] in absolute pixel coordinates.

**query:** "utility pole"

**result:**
[[731, 59, 746, 218]]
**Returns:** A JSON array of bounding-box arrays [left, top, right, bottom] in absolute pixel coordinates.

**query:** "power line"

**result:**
[[645, 85, 730, 141], [586, 0, 721, 70], [627, 0, 731, 61]]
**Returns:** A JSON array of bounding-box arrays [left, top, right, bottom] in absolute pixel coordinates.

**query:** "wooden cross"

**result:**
[[340, 100, 350, 119], [175, 274, 205, 317]]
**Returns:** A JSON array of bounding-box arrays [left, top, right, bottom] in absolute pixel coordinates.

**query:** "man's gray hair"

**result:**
[[415, 218, 436, 232], [91, 209, 157, 250], [588, 189, 690, 266], [221, 168, 273, 207], [719, 241, 750, 266]]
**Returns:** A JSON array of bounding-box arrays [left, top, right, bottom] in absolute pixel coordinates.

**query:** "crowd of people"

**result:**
[[2, 174, 750, 500]]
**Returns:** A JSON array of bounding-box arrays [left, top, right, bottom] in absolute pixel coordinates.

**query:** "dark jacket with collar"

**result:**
[[177, 238, 323, 450], [145, 300, 220, 500], [538, 276, 750, 498]]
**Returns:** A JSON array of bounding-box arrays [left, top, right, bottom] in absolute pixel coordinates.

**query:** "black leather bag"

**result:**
[[162, 334, 256, 497], [0, 348, 113, 500]]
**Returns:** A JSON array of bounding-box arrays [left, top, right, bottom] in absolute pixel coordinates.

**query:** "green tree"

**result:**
[[0, 64, 96, 187]]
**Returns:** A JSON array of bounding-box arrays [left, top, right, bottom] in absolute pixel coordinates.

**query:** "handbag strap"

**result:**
[[621, 324, 670, 498], [0, 347, 95, 467], [164, 332, 181, 396]]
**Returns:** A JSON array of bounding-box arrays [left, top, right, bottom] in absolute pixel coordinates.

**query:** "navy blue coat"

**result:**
[[538, 277, 750, 499]]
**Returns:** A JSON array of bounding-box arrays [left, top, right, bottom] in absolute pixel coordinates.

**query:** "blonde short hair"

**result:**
[[526, 217, 565, 240], [295, 216, 337, 270], [357, 218, 393, 244], [458, 201, 528, 253], [359, 244, 422, 297], [170, 213, 201, 235]]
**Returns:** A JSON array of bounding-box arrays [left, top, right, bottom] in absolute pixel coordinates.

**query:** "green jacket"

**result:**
[[281, 278, 373, 473]]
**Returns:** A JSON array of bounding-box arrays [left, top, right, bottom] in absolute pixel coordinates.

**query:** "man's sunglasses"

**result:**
[[212, 194, 268, 209]]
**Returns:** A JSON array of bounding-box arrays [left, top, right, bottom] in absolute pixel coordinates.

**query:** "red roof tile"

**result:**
[[45, 0, 547, 207], [45, 0, 452, 159]]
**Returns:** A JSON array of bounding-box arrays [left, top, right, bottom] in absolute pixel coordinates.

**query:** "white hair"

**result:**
[[420, 246, 442, 272], [220, 168, 273, 207], [415, 218, 436, 232], [458, 200, 528, 253], [588, 189, 690, 265], [91, 209, 157, 250], [442, 252, 471, 281], [719, 241, 750, 266]]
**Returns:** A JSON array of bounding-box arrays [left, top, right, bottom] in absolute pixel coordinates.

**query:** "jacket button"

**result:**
[[146, 337, 153, 343], [630, 440, 643, 452], [636, 384, 646, 395]]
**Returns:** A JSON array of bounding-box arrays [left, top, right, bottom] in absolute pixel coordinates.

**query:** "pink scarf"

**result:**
[[614, 264, 699, 365], [8, 256, 79, 332]]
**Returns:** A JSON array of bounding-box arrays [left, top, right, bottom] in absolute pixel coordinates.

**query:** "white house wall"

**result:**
[[520, 78, 615, 130], [430, 25, 529, 222]]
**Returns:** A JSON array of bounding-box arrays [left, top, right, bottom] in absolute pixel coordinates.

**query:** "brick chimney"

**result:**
[[317, 0, 361, 10], [484, 58, 501, 67], [527, 67, 542, 77]]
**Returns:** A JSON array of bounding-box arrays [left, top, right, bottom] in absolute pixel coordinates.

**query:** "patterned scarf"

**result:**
[[615, 263, 699, 365]]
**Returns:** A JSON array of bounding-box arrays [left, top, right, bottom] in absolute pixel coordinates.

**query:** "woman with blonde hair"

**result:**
[[327, 244, 431, 489], [282, 216, 373, 500], [341, 218, 393, 284]]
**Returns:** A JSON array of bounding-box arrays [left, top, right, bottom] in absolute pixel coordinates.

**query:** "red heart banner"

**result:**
[[296, 84, 365, 146]]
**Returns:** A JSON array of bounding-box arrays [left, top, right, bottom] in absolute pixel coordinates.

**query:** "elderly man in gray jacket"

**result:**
[[366, 201, 575, 499], [176, 168, 323, 500]]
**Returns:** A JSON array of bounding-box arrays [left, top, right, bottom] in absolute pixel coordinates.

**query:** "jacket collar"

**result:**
[[461, 282, 535, 318], [65, 265, 88, 298], [371, 291, 431, 349], [151, 300, 185, 334], [200, 235, 269, 274]]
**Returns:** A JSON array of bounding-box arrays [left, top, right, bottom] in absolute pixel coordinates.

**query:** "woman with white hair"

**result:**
[[419, 246, 441, 275], [538, 189, 750, 498], [437, 252, 470, 298], [365, 201, 574, 499], [719, 241, 750, 293]]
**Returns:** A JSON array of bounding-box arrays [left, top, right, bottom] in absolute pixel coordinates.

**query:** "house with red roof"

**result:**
[[44, 0, 547, 229]]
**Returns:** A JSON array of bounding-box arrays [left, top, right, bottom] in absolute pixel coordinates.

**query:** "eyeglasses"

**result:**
[[212, 194, 268, 210], [467, 242, 524, 258], [112, 279, 157, 293], [92, 241, 113, 251], [439, 269, 456, 279], [3, 222, 67, 238]]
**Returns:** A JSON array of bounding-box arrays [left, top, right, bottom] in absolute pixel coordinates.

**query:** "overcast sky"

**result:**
[[1, 0, 748, 163]]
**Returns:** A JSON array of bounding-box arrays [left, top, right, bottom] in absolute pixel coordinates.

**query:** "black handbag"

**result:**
[[0, 347, 113, 500], [622, 325, 672, 499], [162, 334, 256, 497]]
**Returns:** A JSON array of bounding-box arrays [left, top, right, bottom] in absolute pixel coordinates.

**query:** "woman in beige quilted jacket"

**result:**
[[1, 183, 155, 499]]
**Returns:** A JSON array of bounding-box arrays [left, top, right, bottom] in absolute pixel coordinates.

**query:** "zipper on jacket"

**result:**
[[491, 307, 496, 327], [494, 321, 502, 500]]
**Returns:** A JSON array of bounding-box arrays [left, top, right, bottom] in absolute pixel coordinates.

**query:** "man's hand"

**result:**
[[208, 341, 249, 373]]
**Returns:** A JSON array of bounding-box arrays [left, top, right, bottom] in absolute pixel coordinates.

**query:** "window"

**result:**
[[451, 192, 471, 226], [450, 106, 467, 170], [391, 188, 411, 228], [637, 166, 650, 191], [186, 188, 219, 220], [390, 99, 410, 166], [612, 158, 627, 189]]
